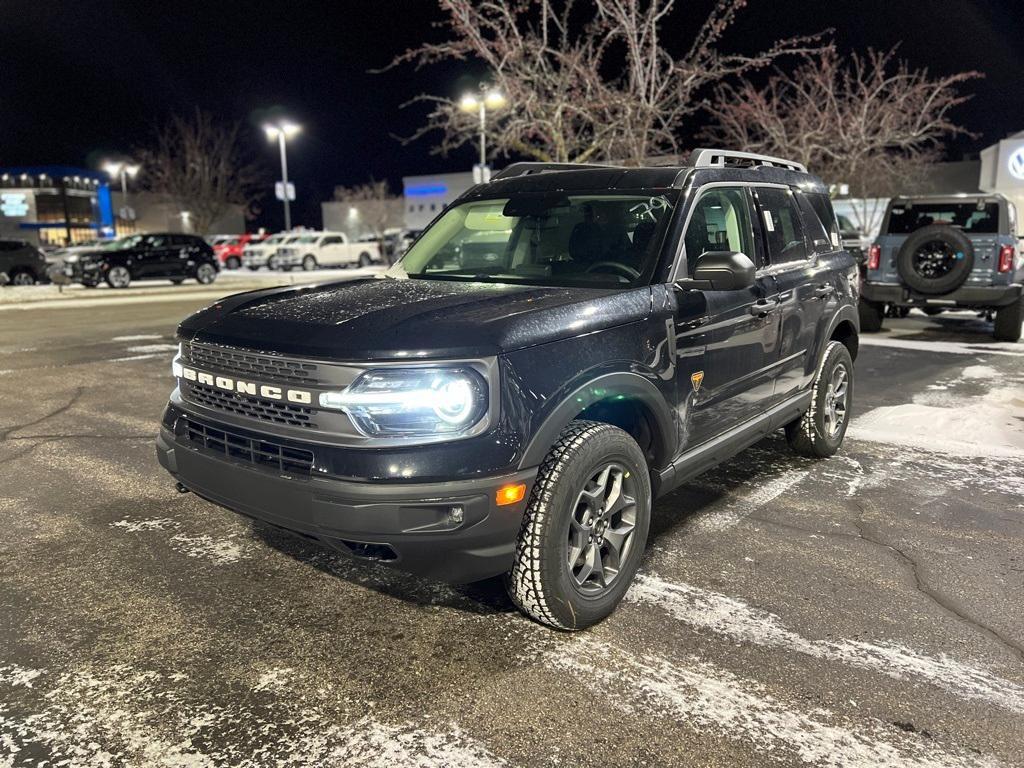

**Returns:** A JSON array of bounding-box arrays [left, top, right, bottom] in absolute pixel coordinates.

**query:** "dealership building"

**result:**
[[0, 167, 115, 246]]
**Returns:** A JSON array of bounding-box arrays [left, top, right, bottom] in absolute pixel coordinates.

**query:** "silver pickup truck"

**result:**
[[859, 194, 1022, 341]]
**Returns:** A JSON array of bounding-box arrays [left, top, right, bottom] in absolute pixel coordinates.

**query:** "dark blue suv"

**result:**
[[157, 150, 860, 629]]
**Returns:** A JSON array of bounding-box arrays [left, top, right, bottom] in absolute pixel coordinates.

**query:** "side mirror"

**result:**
[[678, 251, 756, 291]]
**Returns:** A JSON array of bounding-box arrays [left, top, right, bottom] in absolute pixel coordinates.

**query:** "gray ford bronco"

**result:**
[[859, 194, 1023, 341]]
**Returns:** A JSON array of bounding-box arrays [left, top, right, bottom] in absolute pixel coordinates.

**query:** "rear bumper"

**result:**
[[156, 420, 536, 584], [861, 280, 1022, 308]]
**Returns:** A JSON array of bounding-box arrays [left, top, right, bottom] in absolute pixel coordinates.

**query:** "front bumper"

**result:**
[[156, 417, 536, 584], [861, 280, 1023, 308]]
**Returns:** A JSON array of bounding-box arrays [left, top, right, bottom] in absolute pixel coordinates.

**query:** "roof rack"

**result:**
[[490, 162, 618, 181], [688, 148, 807, 174]]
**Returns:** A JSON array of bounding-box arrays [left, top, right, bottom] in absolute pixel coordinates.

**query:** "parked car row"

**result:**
[[242, 230, 383, 270], [59, 233, 219, 289]]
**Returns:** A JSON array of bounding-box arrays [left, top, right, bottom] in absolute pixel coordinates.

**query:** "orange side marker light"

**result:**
[[496, 483, 527, 506]]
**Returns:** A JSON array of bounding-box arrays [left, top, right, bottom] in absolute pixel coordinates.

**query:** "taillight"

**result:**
[[867, 244, 881, 271], [998, 244, 1015, 273]]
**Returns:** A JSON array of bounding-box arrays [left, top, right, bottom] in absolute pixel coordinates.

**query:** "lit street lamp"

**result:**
[[102, 160, 141, 223], [264, 120, 301, 230], [459, 86, 507, 179]]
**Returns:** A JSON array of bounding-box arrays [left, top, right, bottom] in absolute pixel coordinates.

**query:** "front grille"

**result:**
[[178, 416, 314, 476], [183, 381, 319, 429], [183, 343, 324, 386]]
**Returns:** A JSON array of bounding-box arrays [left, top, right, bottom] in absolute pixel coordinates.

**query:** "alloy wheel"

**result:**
[[11, 272, 34, 286], [823, 364, 849, 438], [912, 240, 957, 279], [196, 264, 216, 284], [108, 266, 130, 288], [566, 462, 638, 596]]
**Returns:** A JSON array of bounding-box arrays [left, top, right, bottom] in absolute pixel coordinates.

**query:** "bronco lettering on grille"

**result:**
[[173, 361, 313, 404]]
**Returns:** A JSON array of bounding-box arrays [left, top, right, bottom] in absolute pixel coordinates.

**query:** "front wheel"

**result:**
[[267, 255, 280, 271], [10, 270, 36, 286], [302, 254, 317, 271], [105, 265, 131, 289], [195, 263, 217, 285], [993, 297, 1023, 342], [358, 252, 372, 268], [506, 421, 651, 631], [225, 256, 241, 270], [785, 341, 854, 459]]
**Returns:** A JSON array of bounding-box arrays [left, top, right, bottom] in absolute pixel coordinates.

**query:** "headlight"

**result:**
[[319, 367, 488, 437]]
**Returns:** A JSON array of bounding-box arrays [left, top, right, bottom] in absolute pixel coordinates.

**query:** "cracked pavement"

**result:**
[[1, 294, 1022, 767]]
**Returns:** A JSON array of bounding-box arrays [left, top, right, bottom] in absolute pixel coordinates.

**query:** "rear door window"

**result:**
[[753, 187, 808, 265]]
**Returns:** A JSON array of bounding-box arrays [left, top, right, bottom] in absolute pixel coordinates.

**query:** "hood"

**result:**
[[180, 277, 652, 360]]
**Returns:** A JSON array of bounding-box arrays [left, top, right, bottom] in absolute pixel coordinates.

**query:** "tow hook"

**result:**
[[175, 482, 191, 495]]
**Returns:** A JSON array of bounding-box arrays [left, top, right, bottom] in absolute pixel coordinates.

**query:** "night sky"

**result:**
[[3, 0, 1022, 231]]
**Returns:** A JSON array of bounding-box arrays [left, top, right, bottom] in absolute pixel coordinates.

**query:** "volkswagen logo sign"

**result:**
[[1009, 147, 1024, 181]]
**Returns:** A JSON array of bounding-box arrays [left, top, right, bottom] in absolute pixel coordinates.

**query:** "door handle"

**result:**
[[813, 283, 835, 299], [749, 298, 780, 318]]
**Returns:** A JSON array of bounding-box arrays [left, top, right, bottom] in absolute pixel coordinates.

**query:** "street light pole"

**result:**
[[478, 100, 487, 170], [277, 131, 291, 231], [460, 86, 507, 179], [264, 121, 301, 231], [102, 160, 140, 233]]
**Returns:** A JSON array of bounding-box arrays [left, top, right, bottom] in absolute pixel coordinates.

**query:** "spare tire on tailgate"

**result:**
[[896, 224, 974, 295]]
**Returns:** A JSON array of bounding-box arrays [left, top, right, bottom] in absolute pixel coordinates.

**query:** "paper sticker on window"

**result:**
[[831, 232, 840, 247], [763, 210, 775, 232]]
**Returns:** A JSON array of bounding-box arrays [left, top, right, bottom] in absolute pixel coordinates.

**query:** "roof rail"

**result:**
[[490, 162, 618, 181], [688, 148, 807, 174]]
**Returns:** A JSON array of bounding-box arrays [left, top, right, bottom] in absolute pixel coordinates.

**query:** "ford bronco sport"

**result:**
[[859, 194, 1023, 341], [157, 149, 860, 629]]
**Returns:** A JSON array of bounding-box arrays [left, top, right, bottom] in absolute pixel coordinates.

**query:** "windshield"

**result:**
[[886, 202, 1000, 235], [390, 191, 678, 288], [263, 235, 286, 245], [296, 235, 320, 243]]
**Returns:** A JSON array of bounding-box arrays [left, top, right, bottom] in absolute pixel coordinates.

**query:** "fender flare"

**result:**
[[818, 303, 860, 361], [518, 371, 676, 470]]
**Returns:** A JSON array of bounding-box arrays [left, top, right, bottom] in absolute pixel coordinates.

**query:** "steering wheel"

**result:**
[[585, 261, 640, 280]]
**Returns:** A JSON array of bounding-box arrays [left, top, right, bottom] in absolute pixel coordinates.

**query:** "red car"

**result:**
[[214, 233, 268, 269]]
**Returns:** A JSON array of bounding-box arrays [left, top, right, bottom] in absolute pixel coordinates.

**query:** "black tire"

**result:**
[[858, 299, 884, 332], [226, 256, 241, 270], [82, 280, 99, 289], [302, 254, 317, 271], [506, 421, 651, 631], [247, 265, 260, 272], [9, 269, 36, 286], [786, 341, 854, 459], [267, 255, 280, 271], [922, 307, 944, 316], [358, 252, 372, 268], [195, 263, 217, 285], [105, 265, 131, 289], [169, 278, 185, 285], [896, 224, 974, 295], [993, 296, 1023, 342]]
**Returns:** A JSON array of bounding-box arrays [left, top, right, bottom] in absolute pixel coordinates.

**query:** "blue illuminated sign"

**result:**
[[405, 184, 448, 197]]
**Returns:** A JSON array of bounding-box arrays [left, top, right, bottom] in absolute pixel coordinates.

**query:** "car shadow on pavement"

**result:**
[[249, 521, 516, 617]]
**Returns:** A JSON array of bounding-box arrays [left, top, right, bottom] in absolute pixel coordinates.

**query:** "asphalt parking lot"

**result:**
[[1, 285, 1022, 767]]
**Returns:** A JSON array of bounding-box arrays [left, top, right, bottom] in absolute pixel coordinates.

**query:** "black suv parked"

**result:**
[[0, 239, 48, 286], [860, 194, 1022, 341], [64, 233, 218, 289], [157, 150, 860, 629]]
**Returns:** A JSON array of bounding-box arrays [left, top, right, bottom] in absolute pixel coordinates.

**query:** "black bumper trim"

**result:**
[[157, 426, 537, 584], [861, 281, 1022, 308]]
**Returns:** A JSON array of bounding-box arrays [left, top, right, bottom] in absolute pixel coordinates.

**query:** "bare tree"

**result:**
[[391, 0, 820, 165], [705, 47, 980, 230], [334, 179, 403, 262], [139, 109, 265, 235]]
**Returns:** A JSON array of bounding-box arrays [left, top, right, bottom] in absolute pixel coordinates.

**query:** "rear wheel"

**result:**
[[922, 307, 944, 316], [267, 255, 280, 271], [195, 263, 217, 285], [358, 252, 372, 268], [786, 341, 854, 459], [225, 256, 241, 270], [506, 421, 651, 631], [857, 299, 884, 332], [993, 297, 1023, 342], [105, 265, 131, 289], [169, 278, 185, 285]]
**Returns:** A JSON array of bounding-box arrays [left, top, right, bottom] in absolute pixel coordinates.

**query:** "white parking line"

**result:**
[[548, 638, 999, 768], [629, 574, 1024, 714], [859, 336, 1024, 356]]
